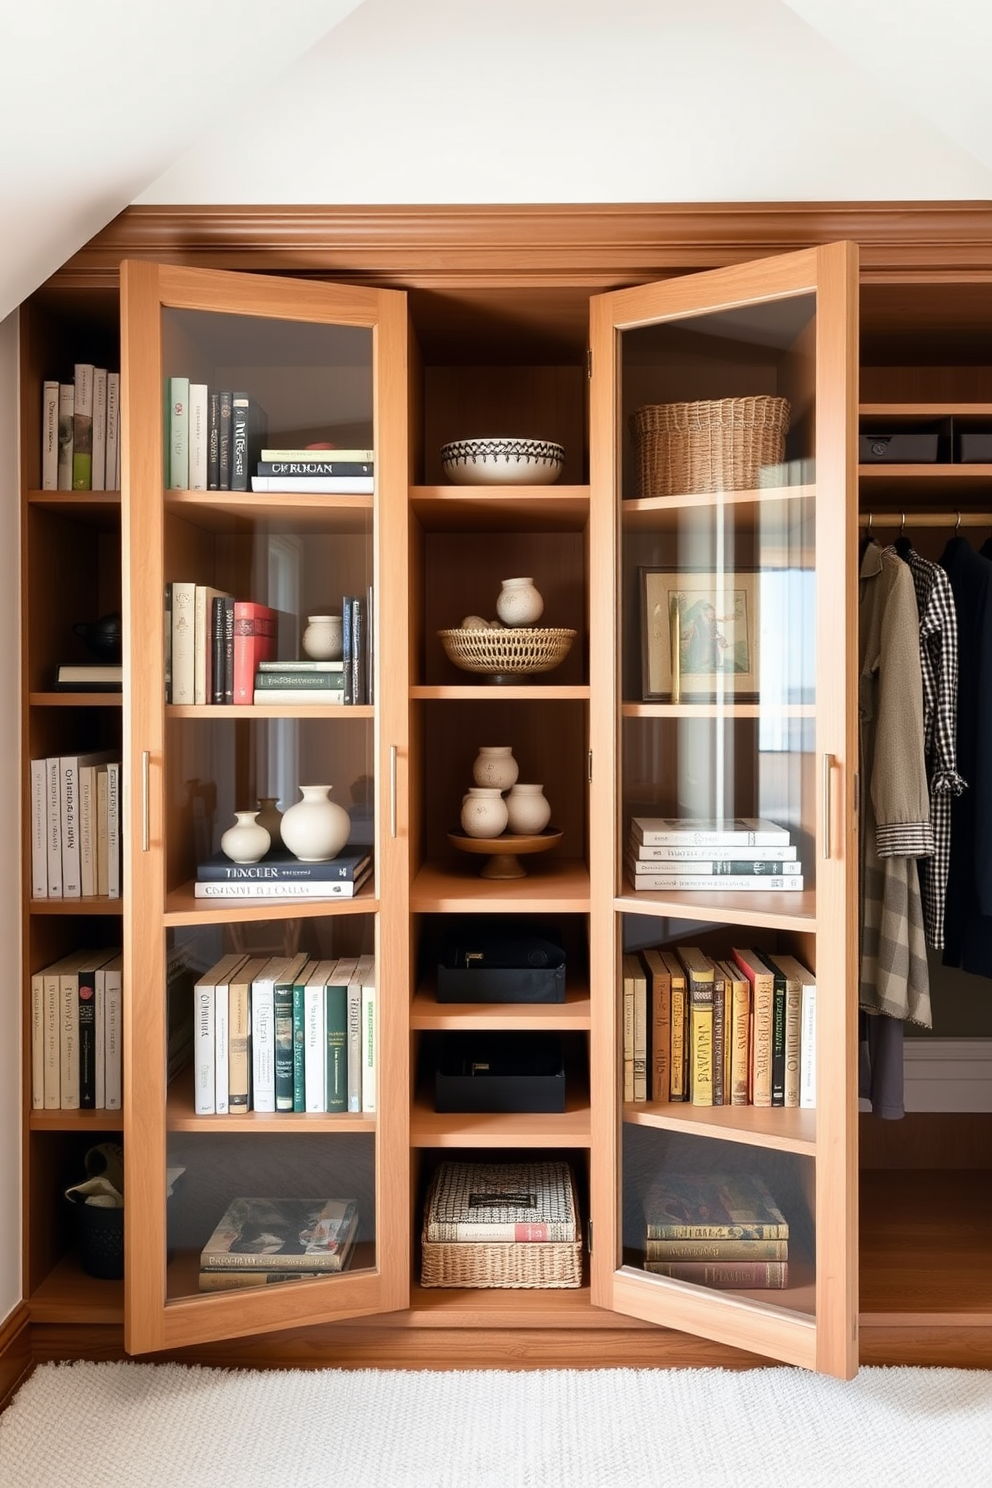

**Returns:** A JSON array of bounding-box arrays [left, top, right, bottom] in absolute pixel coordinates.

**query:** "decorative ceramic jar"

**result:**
[[302, 614, 344, 661], [255, 797, 283, 848], [280, 784, 351, 861], [460, 787, 509, 839], [505, 783, 552, 835], [220, 810, 271, 865], [495, 577, 543, 627], [471, 745, 519, 791]]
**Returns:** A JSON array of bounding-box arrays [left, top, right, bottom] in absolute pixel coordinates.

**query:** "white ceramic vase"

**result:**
[[495, 576, 544, 627], [471, 745, 519, 790], [280, 784, 351, 861], [255, 797, 283, 848], [220, 810, 271, 865], [301, 614, 344, 661], [460, 787, 509, 839], [505, 783, 552, 835]]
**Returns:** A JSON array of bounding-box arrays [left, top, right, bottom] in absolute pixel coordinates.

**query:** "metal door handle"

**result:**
[[142, 750, 151, 852], [822, 752, 834, 860]]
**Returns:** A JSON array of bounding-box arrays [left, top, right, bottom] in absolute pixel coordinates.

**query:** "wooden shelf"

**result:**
[[29, 896, 124, 917], [29, 1252, 123, 1326], [621, 485, 814, 533], [163, 882, 377, 925], [623, 1102, 816, 1155], [622, 701, 815, 719], [164, 489, 373, 534], [165, 1068, 376, 1132], [412, 859, 590, 912], [411, 1084, 591, 1148], [859, 403, 992, 417], [615, 883, 815, 932], [411, 986, 591, 1031], [167, 704, 374, 720], [30, 1108, 124, 1133], [412, 685, 589, 701], [26, 491, 121, 529], [859, 464, 992, 496], [410, 485, 589, 532], [30, 691, 123, 707]]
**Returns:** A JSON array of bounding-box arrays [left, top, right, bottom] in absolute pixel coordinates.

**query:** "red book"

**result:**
[[233, 602, 277, 704]]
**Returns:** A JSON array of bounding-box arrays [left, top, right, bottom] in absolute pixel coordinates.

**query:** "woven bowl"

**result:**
[[441, 437, 565, 486], [438, 626, 576, 680]]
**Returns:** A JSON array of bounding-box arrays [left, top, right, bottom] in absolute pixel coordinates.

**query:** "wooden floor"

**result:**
[[20, 1169, 992, 1375]]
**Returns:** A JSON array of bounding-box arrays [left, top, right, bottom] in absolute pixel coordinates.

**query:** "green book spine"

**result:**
[[292, 980, 307, 1113], [325, 982, 348, 1113]]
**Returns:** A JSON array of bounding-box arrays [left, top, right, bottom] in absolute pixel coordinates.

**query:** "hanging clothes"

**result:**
[[939, 535, 992, 976], [893, 538, 966, 949], [858, 542, 933, 1119]]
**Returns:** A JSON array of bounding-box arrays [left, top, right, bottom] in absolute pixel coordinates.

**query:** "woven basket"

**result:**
[[438, 626, 576, 677], [421, 1227, 583, 1288], [629, 396, 791, 497]]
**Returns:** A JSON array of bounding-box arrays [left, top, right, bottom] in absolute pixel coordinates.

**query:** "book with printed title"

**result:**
[[630, 816, 791, 847], [643, 1173, 789, 1240], [200, 1196, 358, 1271]]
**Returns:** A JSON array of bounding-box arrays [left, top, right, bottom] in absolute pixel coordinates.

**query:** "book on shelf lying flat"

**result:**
[[632, 842, 798, 862], [250, 475, 373, 493], [193, 864, 372, 899], [199, 1197, 359, 1271], [628, 856, 800, 874], [54, 663, 123, 690], [630, 816, 791, 847], [645, 1237, 788, 1260], [254, 668, 344, 688], [260, 446, 374, 462], [643, 1174, 789, 1240], [196, 848, 371, 883], [424, 1160, 578, 1243], [199, 1269, 337, 1291], [256, 460, 373, 477], [627, 866, 804, 892], [253, 689, 346, 705], [643, 1259, 788, 1288]]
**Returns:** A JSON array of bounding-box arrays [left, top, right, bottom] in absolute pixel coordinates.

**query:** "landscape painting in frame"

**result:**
[[641, 568, 760, 701]]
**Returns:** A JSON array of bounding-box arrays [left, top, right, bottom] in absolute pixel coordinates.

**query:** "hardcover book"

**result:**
[[230, 392, 267, 491], [250, 475, 374, 493], [71, 363, 94, 490], [661, 949, 689, 1102], [260, 446, 374, 462], [678, 946, 715, 1108], [630, 816, 791, 847], [193, 870, 371, 900], [642, 1258, 788, 1288], [424, 1160, 578, 1243], [90, 367, 107, 490], [57, 382, 74, 490], [199, 1196, 358, 1271], [645, 1237, 788, 1260], [232, 601, 278, 704], [41, 379, 59, 489], [255, 460, 373, 477], [640, 946, 671, 1102], [167, 375, 189, 490], [196, 847, 371, 884], [731, 947, 776, 1107], [643, 1173, 789, 1240]]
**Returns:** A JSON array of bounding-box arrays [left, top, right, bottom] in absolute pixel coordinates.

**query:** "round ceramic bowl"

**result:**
[[440, 437, 565, 486]]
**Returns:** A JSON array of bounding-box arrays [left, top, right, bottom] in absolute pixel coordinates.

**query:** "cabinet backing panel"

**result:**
[[422, 365, 586, 486]]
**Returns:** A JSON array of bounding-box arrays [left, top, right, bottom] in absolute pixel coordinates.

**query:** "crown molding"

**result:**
[[44, 201, 992, 291]]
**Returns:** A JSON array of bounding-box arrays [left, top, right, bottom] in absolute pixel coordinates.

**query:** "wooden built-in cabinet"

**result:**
[[15, 205, 992, 1382]]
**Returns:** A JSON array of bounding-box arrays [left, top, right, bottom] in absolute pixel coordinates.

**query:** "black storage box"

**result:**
[[956, 431, 992, 464], [435, 1033, 566, 1112], [437, 921, 565, 1003], [858, 432, 939, 463]]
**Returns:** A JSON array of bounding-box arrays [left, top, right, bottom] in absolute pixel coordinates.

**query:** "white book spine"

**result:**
[[45, 757, 62, 897], [91, 367, 108, 490], [251, 978, 276, 1113], [41, 380, 59, 489], [189, 382, 209, 490], [193, 978, 215, 1115], [43, 967, 61, 1108], [193, 879, 364, 899], [78, 765, 96, 897], [170, 581, 196, 704], [628, 873, 804, 891], [632, 844, 799, 862], [215, 979, 230, 1116], [168, 375, 189, 489], [59, 757, 81, 897], [304, 974, 326, 1113], [104, 964, 122, 1110], [106, 763, 121, 898], [60, 972, 79, 1109], [105, 372, 120, 492], [800, 984, 817, 1109], [96, 767, 110, 896], [93, 967, 106, 1109], [361, 981, 376, 1114], [347, 979, 362, 1113], [72, 363, 93, 490], [31, 973, 45, 1108], [30, 758, 48, 898], [57, 383, 74, 490]]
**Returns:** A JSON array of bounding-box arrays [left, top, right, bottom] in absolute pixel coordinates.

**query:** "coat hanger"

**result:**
[[894, 511, 913, 559]]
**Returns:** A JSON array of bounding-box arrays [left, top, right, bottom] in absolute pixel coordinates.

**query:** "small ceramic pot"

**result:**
[[495, 577, 543, 627], [505, 783, 551, 835], [280, 784, 351, 861], [220, 810, 271, 865], [255, 797, 283, 848], [302, 614, 344, 661], [471, 746, 519, 791], [460, 787, 509, 839]]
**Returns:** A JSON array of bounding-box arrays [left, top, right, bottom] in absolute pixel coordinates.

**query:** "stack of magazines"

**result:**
[[198, 1196, 359, 1291]]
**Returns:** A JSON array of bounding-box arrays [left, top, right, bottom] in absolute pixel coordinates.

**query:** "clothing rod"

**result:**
[[858, 511, 992, 528]]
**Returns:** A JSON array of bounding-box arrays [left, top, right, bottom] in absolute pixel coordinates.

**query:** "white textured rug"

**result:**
[[2, 1362, 991, 1487]]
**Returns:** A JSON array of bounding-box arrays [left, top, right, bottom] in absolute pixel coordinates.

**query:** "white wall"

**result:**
[[0, 313, 22, 1322]]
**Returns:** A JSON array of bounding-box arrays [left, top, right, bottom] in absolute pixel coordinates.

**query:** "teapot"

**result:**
[[73, 612, 122, 661]]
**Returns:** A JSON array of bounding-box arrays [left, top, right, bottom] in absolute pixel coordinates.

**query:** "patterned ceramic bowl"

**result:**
[[440, 437, 565, 486]]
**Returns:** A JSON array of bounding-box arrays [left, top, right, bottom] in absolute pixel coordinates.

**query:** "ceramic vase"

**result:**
[[302, 614, 344, 661], [255, 797, 284, 848], [280, 784, 351, 861], [471, 745, 519, 790], [460, 787, 509, 839], [495, 576, 543, 627], [220, 810, 271, 865], [505, 783, 552, 835]]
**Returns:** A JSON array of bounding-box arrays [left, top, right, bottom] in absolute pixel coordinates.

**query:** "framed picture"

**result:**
[[640, 568, 760, 701]]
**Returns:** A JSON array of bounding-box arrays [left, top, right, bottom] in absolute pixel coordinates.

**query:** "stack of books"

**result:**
[[626, 815, 803, 892], [641, 1173, 790, 1289], [254, 659, 345, 705], [189, 951, 376, 1118], [198, 1196, 359, 1291], [630, 944, 816, 1111], [194, 845, 372, 900], [249, 445, 374, 494], [41, 365, 121, 492]]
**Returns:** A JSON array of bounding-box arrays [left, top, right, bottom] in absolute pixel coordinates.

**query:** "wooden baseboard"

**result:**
[[0, 1305, 34, 1411]]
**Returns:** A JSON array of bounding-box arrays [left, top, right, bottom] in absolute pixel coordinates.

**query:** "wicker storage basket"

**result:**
[[421, 1227, 583, 1288], [629, 396, 791, 497]]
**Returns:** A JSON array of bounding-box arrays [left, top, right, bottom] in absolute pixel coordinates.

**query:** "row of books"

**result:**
[[627, 815, 804, 892], [623, 944, 815, 1109], [166, 587, 371, 705], [194, 845, 372, 900], [249, 446, 375, 494], [641, 1172, 790, 1289], [30, 948, 122, 1110], [191, 951, 376, 1117], [198, 1196, 359, 1290], [166, 382, 266, 492], [30, 752, 122, 900], [41, 367, 120, 492]]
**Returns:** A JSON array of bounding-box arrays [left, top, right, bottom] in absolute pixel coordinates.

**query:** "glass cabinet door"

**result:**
[[588, 244, 859, 1377], [120, 262, 409, 1353]]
